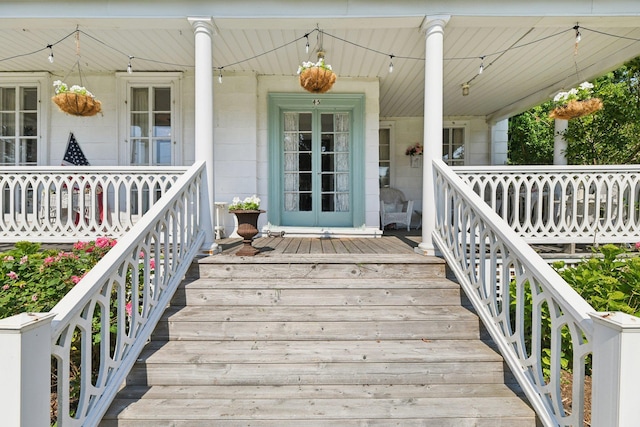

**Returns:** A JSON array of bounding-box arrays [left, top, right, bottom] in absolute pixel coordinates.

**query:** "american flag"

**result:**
[[61, 132, 90, 166]]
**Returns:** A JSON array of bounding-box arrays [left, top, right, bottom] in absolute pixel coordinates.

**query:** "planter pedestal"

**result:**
[[231, 210, 265, 256]]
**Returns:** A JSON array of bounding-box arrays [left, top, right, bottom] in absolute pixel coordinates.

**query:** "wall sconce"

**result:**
[[461, 83, 470, 96]]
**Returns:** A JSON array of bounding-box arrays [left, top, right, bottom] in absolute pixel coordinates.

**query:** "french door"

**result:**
[[281, 110, 352, 227]]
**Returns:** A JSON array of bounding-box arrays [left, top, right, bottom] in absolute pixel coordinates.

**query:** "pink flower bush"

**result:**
[[1, 238, 118, 319]]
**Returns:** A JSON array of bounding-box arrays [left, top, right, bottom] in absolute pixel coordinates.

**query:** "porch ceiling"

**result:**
[[1, 15, 640, 121]]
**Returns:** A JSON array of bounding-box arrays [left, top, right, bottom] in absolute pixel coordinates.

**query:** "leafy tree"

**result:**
[[508, 57, 640, 165], [508, 104, 555, 165]]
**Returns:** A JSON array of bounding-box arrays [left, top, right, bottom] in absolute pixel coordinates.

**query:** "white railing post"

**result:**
[[590, 312, 640, 427], [0, 312, 55, 427]]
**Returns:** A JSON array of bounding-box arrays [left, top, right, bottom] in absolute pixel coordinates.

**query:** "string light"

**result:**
[[6, 24, 638, 89], [461, 83, 470, 96], [388, 54, 394, 73], [218, 68, 223, 84], [478, 56, 485, 75], [47, 44, 54, 63]]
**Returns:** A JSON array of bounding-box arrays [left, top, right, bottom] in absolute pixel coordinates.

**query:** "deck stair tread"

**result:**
[[101, 254, 536, 425]]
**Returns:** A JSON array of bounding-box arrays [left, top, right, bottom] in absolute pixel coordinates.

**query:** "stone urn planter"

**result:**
[[231, 209, 265, 256]]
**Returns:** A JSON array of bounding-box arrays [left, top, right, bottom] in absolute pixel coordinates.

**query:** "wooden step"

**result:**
[[102, 253, 536, 426], [127, 339, 509, 386], [152, 305, 481, 341], [187, 254, 447, 280], [103, 384, 534, 427]]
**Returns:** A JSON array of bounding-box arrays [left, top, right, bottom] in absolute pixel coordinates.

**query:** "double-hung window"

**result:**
[[0, 84, 39, 166], [119, 73, 181, 166]]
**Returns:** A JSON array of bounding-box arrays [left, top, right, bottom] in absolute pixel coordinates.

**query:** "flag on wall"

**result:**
[[61, 132, 90, 166]]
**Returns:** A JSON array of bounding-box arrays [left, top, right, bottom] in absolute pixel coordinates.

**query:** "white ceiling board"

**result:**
[[0, 15, 639, 119]]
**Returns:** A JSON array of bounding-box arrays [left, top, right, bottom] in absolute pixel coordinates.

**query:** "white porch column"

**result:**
[[589, 312, 640, 427], [554, 119, 568, 165], [417, 15, 450, 256], [0, 313, 55, 427], [491, 119, 509, 165], [189, 17, 218, 253]]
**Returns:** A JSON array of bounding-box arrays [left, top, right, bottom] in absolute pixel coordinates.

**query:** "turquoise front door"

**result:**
[[268, 94, 365, 228]]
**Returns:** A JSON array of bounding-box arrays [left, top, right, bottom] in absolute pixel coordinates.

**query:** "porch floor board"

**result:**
[[216, 231, 421, 256]]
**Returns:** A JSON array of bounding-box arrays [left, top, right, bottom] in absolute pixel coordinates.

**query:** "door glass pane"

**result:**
[[22, 112, 37, 136], [154, 87, 171, 111], [131, 88, 148, 111], [284, 112, 313, 212], [321, 113, 349, 212], [20, 139, 37, 164], [21, 88, 37, 111], [0, 88, 15, 110], [0, 113, 15, 136], [131, 113, 148, 137], [155, 139, 171, 165], [1, 139, 15, 164], [131, 139, 148, 164], [153, 113, 171, 137]]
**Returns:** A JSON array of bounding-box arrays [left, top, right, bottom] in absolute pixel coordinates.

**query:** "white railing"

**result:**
[[433, 159, 596, 426], [48, 161, 206, 426], [0, 166, 189, 242], [454, 165, 640, 244]]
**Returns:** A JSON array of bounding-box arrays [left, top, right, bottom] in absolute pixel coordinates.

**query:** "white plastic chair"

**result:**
[[380, 187, 414, 231]]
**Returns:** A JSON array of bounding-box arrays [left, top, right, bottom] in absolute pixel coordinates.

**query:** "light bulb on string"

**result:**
[[574, 25, 581, 44], [218, 68, 223, 84], [388, 55, 394, 73], [461, 83, 470, 96], [478, 56, 485, 75], [304, 33, 310, 53], [127, 56, 133, 74], [47, 45, 54, 63]]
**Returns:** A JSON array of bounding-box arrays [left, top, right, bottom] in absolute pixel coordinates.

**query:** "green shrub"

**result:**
[[0, 238, 116, 319], [553, 244, 640, 316]]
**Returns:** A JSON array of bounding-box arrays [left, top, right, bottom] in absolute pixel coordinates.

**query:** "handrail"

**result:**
[[454, 165, 640, 244], [434, 159, 595, 427], [0, 166, 189, 242], [49, 161, 206, 427]]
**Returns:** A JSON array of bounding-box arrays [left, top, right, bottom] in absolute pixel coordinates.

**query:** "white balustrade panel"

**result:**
[[0, 166, 188, 242], [48, 162, 206, 427], [454, 165, 640, 244], [434, 159, 595, 427]]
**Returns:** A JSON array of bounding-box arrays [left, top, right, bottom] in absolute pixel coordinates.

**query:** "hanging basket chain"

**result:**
[[52, 28, 102, 117]]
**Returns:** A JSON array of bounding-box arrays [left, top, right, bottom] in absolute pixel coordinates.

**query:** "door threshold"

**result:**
[[262, 225, 382, 238]]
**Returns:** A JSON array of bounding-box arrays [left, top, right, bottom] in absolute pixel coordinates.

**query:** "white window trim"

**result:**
[[379, 120, 395, 188], [116, 72, 182, 166], [443, 120, 469, 166], [0, 72, 49, 165]]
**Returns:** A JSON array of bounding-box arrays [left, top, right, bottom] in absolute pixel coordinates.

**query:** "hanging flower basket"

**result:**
[[52, 93, 102, 117], [549, 82, 602, 120], [550, 98, 603, 120], [52, 80, 102, 117], [297, 57, 336, 94]]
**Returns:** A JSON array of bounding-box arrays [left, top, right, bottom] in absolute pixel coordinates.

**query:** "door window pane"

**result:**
[[284, 112, 313, 212], [321, 113, 349, 212]]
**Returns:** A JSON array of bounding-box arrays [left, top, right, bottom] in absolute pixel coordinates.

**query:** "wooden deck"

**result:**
[[216, 230, 422, 256]]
